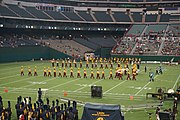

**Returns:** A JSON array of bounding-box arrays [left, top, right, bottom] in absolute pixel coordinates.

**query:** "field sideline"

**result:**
[[0, 60, 179, 120]]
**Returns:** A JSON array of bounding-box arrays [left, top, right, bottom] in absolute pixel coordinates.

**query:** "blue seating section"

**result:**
[[62, 12, 83, 21], [131, 0, 143, 2], [132, 12, 142, 22], [146, 0, 160, 2], [7, 4, 34, 18], [113, 12, 131, 22], [0, 4, 175, 23], [44, 11, 68, 20], [127, 24, 146, 36], [25, 6, 51, 19], [145, 24, 167, 34], [160, 14, 170, 22], [145, 14, 157, 22], [93, 11, 113, 22], [0, 5, 18, 17], [77, 11, 94, 21]]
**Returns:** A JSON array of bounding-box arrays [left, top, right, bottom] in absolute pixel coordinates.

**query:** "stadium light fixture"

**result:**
[[0, 24, 3, 27]]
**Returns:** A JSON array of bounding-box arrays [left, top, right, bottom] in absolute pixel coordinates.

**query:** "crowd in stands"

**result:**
[[161, 37, 180, 55], [112, 37, 136, 55], [112, 24, 180, 56], [0, 34, 39, 48]]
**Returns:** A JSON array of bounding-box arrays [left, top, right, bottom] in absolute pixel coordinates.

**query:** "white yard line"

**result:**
[[135, 75, 159, 95], [0, 76, 39, 87], [172, 74, 180, 89], [48, 77, 83, 90], [104, 80, 126, 94], [135, 82, 151, 96], [0, 74, 18, 79], [0, 63, 45, 76]]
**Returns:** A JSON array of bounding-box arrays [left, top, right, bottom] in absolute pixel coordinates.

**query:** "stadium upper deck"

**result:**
[[0, 0, 179, 25]]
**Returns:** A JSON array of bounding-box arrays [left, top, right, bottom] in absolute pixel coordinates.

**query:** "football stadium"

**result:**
[[0, 0, 179, 120]]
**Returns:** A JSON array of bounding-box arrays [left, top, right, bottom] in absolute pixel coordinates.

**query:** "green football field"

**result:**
[[0, 60, 179, 120]]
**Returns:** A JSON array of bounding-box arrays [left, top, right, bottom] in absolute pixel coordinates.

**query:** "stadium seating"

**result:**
[[76, 11, 94, 22], [93, 11, 113, 22], [62, 12, 84, 21], [7, 4, 34, 18], [160, 14, 170, 22], [25, 6, 51, 19], [145, 14, 158, 22], [44, 10, 69, 20], [113, 12, 131, 22], [114, 39, 136, 55], [0, 34, 39, 48], [0, 4, 18, 17], [126, 24, 146, 36], [132, 12, 142, 22], [161, 37, 180, 55], [74, 37, 100, 50], [167, 24, 180, 37], [144, 24, 167, 35], [133, 38, 161, 55], [169, 14, 180, 22], [34, 37, 93, 58], [86, 35, 116, 47]]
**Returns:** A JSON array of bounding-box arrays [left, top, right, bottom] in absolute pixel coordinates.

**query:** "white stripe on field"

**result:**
[[104, 80, 126, 94], [134, 72, 162, 96], [135, 82, 151, 95], [173, 74, 180, 89], [0, 74, 18, 79]]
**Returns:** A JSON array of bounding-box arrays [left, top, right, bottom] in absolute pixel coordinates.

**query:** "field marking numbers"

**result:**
[[128, 86, 151, 90]]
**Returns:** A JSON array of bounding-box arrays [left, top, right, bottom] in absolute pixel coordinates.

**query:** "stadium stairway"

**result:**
[[140, 25, 148, 36], [130, 42, 138, 55], [109, 10, 116, 22], [157, 37, 166, 55]]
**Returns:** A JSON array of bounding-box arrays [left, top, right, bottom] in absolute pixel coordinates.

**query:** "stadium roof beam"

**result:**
[[87, 8, 97, 22], [126, 9, 134, 23], [75, 11, 86, 21], [107, 9, 116, 22], [142, 9, 146, 23], [42, 11, 54, 20]]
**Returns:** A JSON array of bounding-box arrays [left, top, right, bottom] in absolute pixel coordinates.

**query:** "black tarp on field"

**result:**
[[81, 103, 124, 120]]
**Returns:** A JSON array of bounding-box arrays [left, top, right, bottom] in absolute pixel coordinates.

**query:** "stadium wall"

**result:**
[[0, 46, 70, 62], [95, 47, 112, 58], [111, 54, 180, 62]]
